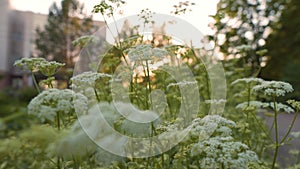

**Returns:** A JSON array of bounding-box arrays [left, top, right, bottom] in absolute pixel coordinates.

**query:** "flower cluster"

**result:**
[[14, 57, 64, 76], [168, 115, 258, 168], [167, 80, 197, 88], [187, 115, 236, 140], [37, 60, 65, 76], [252, 80, 294, 97], [28, 89, 88, 122], [269, 102, 295, 113], [71, 71, 111, 91], [236, 101, 294, 113], [231, 77, 264, 85], [236, 101, 269, 110], [287, 100, 300, 111], [126, 44, 168, 61], [190, 136, 258, 169], [14, 57, 46, 72]]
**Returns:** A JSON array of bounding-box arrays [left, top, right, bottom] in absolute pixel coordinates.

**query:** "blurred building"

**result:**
[[0, 0, 105, 89], [0, 0, 10, 88]]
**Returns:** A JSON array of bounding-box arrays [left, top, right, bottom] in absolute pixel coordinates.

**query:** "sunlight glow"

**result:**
[[9, 0, 220, 35]]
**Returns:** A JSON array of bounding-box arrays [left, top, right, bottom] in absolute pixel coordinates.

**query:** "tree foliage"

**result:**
[[261, 0, 300, 97], [209, 0, 286, 72], [34, 0, 98, 79]]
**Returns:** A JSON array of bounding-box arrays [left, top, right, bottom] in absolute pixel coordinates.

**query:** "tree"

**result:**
[[261, 0, 300, 98], [209, 0, 286, 73], [34, 0, 98, 80]]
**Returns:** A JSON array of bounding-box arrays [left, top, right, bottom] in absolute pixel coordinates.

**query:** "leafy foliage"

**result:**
[[1, 1, 300, 169], [209, 0, 286, 72], [34, 0, 98, 80], [262, 0, 300, 98]]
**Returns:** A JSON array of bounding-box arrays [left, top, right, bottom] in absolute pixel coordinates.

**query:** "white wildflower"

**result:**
[[191, 136, 258, 169], [14, 57, 46, 72], [185, 115, 236, 141], [216, 126, 232, 136], [167, 81, 197, 89], [236, 101, 269, 110], [252, 80, 294, 97], [287, 100, 300, 111], [205, 99, 227, 104], [127, 44, 168, 61], [200, 158, 218, 169], [73, 93, 88, 115], [14, 57, 64, 76], [37, 60, 65, 76], [71, 71, 112, 91], [231, 77, 264, 85], [270, 102, 295, 113], [28, 89, 88, 122], [200, 115, 236, 128]]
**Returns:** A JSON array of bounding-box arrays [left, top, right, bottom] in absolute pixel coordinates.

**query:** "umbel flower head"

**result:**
[[126, 44, 168, 61], [28, 89, 88, 122], [236, 101, 294, 113], [252, 80, 294, 97], [37, 60, 65, 76], [236, 101, 269, 110], [190, 136, 258, 169], [269, 102, 295, 113], [70, 71, 112, 91], [187, 115, 236, 141], [169, 115, 258, 169], [231, 77, 264, 85], [14, 57, 64, 76], [287, 100, 300, 111], [14, 57, 46, 72]]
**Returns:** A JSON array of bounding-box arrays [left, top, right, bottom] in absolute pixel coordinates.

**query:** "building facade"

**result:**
[[0, 0, 10, 87], [0, 0, 105, 89]]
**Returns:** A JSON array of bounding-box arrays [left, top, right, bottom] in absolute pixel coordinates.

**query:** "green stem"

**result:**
[[205, 72, 210, 100], [271, 98, 279, 169], [280, 110, 299, 144], [2, 112, 25, 122], [102, 15, 114, 41], [146, 60, 152, 109], [250, 111, 273, 141], [112, 15, 122, 48], [161, 153, 164, 168], [57, 156, 61, 169], [258, 139, 266, 158], [94, 89, 100, 102], [48, 77, 54, 88], [57, 112, 61, 131], [141, 61, 149, 109], [247, 84, 251, 106], [31, 72, 40, 93]]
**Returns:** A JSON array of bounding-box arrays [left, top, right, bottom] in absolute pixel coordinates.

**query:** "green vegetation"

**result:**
[[1, 0, 300, 168]]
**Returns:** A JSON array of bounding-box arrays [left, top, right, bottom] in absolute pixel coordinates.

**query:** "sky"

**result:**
[[9, 0, 220, 35]]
